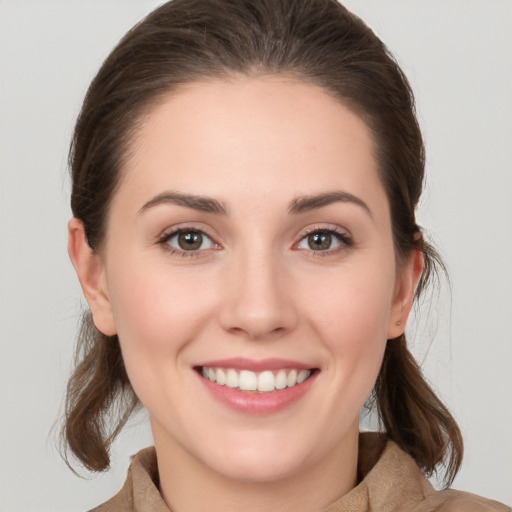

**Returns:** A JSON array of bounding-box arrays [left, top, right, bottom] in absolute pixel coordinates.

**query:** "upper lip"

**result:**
[[196, 357, 315, 372]]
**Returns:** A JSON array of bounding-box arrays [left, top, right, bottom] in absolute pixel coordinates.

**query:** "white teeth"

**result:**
[[201, 367, 313, 392], [257, 371, 275, 392], [226, 369, 239, 388], [297, 369, 310, 384], [275, 369, 287, 390], [215, 368, 226, 385], [287, 369, 297, 387], [239, 370, 258, 391]]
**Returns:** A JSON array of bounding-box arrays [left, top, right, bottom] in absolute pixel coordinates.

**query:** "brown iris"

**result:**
[[307, 231, 332, 250], [178, 230, 203, 250]]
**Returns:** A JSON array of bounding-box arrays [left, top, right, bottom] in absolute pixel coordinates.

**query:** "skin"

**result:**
[[68, 76, 422, 512]]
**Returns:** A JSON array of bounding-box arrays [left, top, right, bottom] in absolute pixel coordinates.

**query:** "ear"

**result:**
[[387, 248, 424, 339], [67, 218, 117, 336]]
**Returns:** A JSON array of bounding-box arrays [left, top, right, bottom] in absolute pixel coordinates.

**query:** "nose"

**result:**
[[219, 249, 299, 341]]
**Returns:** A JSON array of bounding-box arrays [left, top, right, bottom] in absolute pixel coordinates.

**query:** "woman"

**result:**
[[64, 0, 509, 510]]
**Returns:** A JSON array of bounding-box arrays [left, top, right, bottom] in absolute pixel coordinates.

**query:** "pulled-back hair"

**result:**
[[65, 0, 463, 484]]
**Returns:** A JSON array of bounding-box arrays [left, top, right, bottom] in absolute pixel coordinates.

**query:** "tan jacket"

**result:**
[[91, 434, 510, 511]]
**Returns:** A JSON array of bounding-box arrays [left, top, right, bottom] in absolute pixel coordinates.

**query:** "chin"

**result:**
[[209, 449, 307, 484], [197, 427, 323, 484]]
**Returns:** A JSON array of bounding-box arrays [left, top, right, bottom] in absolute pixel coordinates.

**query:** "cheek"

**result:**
[[301, 258, 395, 395], [105, 261, 220, 404], [107, 259, 213, 347], [305, 261, 396, 344], [104, 261, 219, 415]]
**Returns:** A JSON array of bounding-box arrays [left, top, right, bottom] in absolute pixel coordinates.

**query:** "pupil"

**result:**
[[178, 231, 202, 250], [308, 232, 331, 250]]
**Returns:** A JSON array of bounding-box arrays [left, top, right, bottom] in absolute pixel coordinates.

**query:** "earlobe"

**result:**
[[387, 249, 424, 339], [67, 218, 117, 336]]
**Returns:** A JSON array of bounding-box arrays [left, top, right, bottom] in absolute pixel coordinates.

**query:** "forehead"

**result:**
[[117, 76, 385, 213]]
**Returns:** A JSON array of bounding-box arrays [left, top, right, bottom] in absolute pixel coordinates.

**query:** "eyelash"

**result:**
[[295, 226, 353, 256], [157, 226, 220, 259], [157, 225, 353, 258]]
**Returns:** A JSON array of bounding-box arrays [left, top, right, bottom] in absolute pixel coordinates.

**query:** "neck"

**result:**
[[152, 421, 359, 512]]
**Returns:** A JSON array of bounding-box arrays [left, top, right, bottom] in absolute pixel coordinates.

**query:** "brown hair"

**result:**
[[65, 0, 463, 484]]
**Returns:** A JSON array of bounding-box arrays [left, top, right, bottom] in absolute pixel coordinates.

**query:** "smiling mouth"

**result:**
[[195, 366, 318, 393]]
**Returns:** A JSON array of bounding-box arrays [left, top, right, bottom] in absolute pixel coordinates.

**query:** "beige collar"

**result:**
[[91, 433, 509, 512]]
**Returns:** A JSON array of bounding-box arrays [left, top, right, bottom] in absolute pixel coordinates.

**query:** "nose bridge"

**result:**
[[220, 241, 297, 340]]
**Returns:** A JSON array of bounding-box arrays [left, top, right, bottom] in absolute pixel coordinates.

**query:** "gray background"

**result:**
[[1, 1, 511, 510]]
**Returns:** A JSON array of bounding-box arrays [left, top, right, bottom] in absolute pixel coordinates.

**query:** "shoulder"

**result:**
[[413, 488, 511, 511], [356, 433, 510, 512], [88, 447, 168, 512]]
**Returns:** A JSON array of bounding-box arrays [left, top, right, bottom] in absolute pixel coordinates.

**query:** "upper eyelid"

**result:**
[[157, 224, 219, 243], [296, 224, 352, 240]]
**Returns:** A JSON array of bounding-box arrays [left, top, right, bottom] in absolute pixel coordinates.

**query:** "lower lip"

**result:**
[[197, 371, 317, 415]]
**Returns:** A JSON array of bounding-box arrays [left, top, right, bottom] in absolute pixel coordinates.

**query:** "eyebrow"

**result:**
[[288, 191, 373, 218], [139, 190, 372, 218], [139, 192, 228, 215]]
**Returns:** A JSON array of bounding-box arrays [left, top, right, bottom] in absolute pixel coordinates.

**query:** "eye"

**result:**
[[162, 229, 216, 252], [296, 229, 351, 252]]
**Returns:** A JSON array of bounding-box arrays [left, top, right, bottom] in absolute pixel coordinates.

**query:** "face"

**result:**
[[71, 76, 418, 484]]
